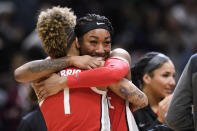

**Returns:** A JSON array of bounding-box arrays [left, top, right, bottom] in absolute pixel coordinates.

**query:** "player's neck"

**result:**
[[96, 87, 107, 91]]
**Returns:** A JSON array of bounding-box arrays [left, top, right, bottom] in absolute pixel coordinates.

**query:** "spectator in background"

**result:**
[[0, 52, 32, 131], [0, 1, 25, 72], [132, 52, 176, 131]]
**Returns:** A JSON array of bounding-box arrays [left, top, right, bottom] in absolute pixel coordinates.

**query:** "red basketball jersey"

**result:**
[[39, 67, 111, 131], [107, 89, 139, 131]]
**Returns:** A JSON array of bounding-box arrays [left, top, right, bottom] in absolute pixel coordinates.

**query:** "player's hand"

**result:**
[[33, 73, 67, 101], [157, 94, 172, 123], [70, 55, 103, 69], [32, 77, 49, 102]]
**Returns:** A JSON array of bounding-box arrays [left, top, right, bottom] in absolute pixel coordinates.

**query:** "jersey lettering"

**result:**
[[60, 69, 81, 76], [60, 68, 81, 114]]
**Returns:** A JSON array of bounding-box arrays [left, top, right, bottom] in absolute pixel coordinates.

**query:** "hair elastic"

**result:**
[[144, 53, 170, 74]]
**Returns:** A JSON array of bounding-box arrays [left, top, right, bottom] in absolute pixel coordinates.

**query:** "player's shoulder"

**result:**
[[111, 48, 129, 54], [190, 53, 197, 62], [110, 48, 131, 65]]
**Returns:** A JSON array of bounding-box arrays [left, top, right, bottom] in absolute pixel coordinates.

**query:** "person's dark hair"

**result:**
[[75, 14, 114, 39], [131, 52, 170, 89]]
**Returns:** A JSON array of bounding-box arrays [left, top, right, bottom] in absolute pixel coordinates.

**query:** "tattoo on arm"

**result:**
[[119, 86, 137, 100], [29, 59, 70, 73], [119, 85, 147, 109]]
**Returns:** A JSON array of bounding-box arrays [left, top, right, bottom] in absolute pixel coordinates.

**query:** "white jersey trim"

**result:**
[[39, 100, 44, 106], [100, 92, 111, 131], [126, 101, 139, 131], [64, 88, 70, 114], [90, 87, 110, 131]]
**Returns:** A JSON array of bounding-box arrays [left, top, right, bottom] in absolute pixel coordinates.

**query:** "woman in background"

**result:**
[[131, 52, 176, 131]]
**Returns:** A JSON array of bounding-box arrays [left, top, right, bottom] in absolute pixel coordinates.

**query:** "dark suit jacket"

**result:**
[[17, 108, 47, 131], [166, 54, 197, 131]]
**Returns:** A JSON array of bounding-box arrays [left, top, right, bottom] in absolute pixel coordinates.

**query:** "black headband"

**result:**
[[75, 21, 112, 38], [144, 54, 170, 74]]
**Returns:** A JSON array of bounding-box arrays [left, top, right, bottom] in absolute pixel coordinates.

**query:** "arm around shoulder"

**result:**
[[110, 48, 131, 66], [66, 48, 131, 88], [14, 57, 73, 83]]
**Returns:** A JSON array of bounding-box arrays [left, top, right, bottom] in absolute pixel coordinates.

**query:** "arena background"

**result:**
[[0, 0, 196, 130]]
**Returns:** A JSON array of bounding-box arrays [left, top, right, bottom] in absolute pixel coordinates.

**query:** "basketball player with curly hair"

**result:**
[[15, 6, 147, 131]]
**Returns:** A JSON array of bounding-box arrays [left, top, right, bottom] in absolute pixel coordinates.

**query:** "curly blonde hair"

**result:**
[[37, 6, 76, 58]]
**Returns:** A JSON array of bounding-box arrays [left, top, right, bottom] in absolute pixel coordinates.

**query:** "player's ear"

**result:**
[[143, 73, 151, 84], [75, 38, 80, 49], [67, 38, 80, 56]]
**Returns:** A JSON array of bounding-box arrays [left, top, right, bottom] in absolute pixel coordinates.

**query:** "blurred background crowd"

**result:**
[[0, 0, 197, 130]]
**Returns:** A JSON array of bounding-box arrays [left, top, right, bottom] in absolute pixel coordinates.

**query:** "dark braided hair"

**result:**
[[131, 52, 170, 89], [75, 14, 114, 39]]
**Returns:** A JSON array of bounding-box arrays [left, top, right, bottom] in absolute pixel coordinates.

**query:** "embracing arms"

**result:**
[[34, 48, 148, 110], [109, 78, 148, 111], [67, 48, 130, 88], [15, 48, 148, 110], [14, 55, 102, 82]]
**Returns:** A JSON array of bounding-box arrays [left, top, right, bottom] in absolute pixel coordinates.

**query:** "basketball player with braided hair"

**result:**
[[15, 6, 147, 131]]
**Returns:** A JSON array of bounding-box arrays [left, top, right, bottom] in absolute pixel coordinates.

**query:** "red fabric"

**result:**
[[40, 67, 106, 131], [107, 89, 131, 131], [67, 58, 129, 88], [156, 111, 159, 116]]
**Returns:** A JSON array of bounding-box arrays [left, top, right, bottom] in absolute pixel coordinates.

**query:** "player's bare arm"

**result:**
[[109, 78, 148, 111], [14, 55, 102, 83], [108, 48, 148, 110]]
